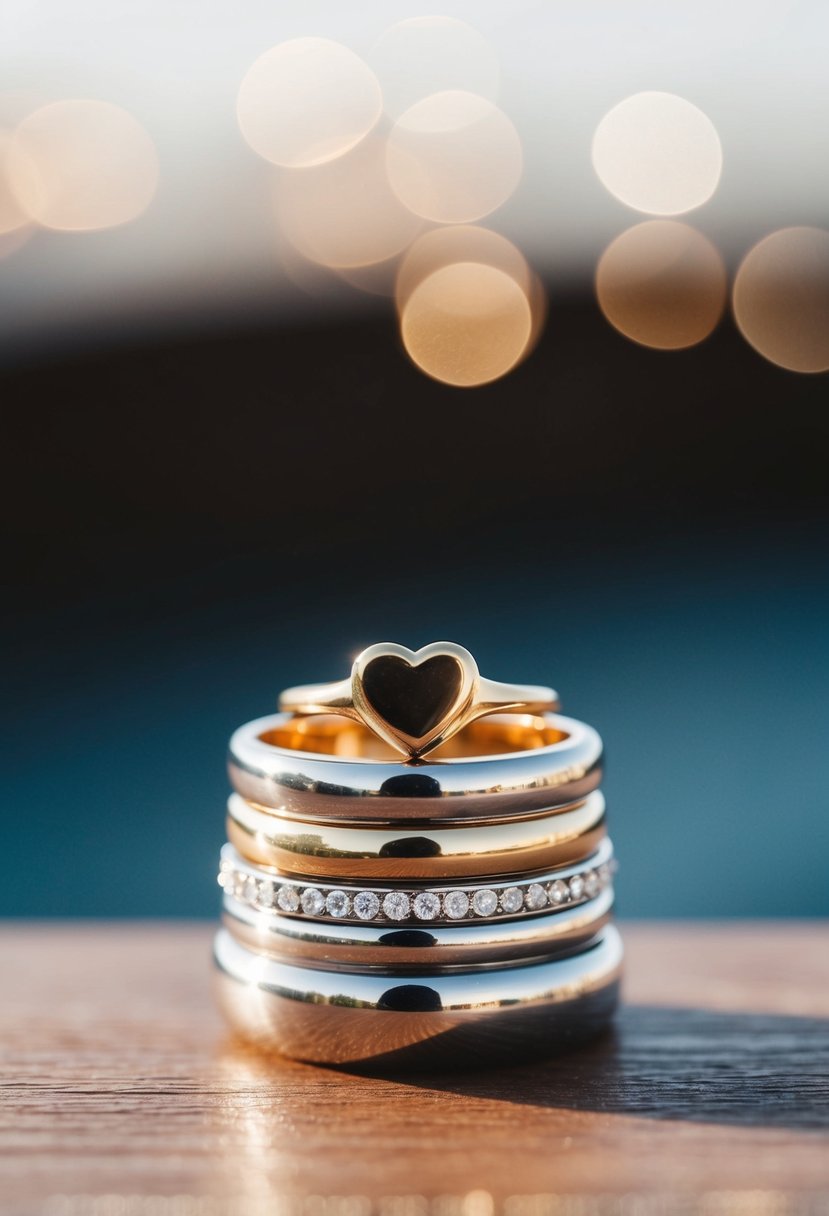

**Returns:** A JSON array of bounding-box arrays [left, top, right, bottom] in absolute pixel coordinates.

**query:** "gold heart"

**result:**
[[352, 642, 478, 759]]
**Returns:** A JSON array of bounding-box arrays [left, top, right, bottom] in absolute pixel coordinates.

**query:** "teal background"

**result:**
[[4, 308, 829, 918], [6, 534, 828, 919]]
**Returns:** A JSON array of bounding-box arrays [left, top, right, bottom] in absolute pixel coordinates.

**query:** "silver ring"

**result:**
[[218, 836, 615, 926], [222, 883, 614, 969], [213, 923, 623, 1068], [228, 711, 603, 820]]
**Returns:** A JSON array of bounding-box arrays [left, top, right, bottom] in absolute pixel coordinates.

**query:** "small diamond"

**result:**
[[242, 875, 258, 903], [500, 886, 524, 914], [569, 874, 585, 901], [472, 889, 498, 917], [443, 890, 470, 920], [257, 880, 276, 908], [598, 863, 611, 885], [276, 885, 299, 913], [217, 870, 230, 889], [326, 889, 351, 918], [301, 887, 325, 916], [413, 891, 441, 921], [584, 869, 601, 898], [353, 890, 380, 921], [383, 891, 411, 921], [547, 879, 569, 905], [525, 883, 548, 911]]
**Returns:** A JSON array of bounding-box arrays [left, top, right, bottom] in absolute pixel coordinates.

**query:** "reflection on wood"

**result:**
[[0, 922, 827, 1212]]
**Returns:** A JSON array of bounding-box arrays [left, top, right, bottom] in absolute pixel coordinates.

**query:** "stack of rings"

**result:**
[[214, 642, 622, 1070]]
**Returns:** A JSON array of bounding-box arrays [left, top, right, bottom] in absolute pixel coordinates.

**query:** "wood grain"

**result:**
[[1, 922, 828, 1215]]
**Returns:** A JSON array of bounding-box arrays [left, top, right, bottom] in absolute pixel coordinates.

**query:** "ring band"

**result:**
[[226, 790, 607, 879], [228, 711, 602, 821], [219, 836, 615, 925], [278, 641, 559, 759], [221, 884, 615, 969], [213, 923, 623, 1068]]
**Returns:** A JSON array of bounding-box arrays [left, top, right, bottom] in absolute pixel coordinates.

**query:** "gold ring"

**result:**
[[278, 640, 559, 759], [226, 790, 607, 879]]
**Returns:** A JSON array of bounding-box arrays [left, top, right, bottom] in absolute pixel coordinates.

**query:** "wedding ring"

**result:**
[[222, 884, 615, 968], [279, 641, 560, 759], [226, 790, 607, 879], [228, 711, 602, 821], [218, 836, 615, 924], [214, 923, 623, 1068]]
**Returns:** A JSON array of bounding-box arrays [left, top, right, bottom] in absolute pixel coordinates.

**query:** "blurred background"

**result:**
[[3, 0, 828, 918]]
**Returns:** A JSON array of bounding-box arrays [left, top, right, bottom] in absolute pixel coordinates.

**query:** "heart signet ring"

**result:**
[[278, 641, 559, 760]]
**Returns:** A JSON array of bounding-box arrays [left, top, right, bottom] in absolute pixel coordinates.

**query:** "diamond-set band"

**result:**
[[218, 839, 616, 926]]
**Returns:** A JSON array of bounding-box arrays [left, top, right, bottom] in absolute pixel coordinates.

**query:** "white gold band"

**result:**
[[218, 836, 616, 926]]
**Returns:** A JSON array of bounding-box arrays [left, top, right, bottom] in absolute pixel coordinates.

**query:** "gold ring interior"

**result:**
[[264, 712, 568, 761]]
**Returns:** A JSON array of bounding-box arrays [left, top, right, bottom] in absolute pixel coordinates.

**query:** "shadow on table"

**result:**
[[351, 1004, 829, 1131]]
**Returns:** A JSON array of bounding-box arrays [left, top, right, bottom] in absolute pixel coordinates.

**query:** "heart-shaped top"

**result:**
[[352, 642, 477, 759], [361, 654, 461, 739]]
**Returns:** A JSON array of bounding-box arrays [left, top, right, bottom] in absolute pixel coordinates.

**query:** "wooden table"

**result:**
[[1, 923, 828, 1215]]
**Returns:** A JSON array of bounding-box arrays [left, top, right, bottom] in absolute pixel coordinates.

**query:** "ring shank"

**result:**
[[278, 678, 559, 721]]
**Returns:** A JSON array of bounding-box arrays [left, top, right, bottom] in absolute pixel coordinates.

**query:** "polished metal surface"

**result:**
[[213, 923, 623, 1069], [221, 883, 615, 969], [279, 640, 560, 760], [219, 836, 615, 925], [228, 711, 603, 820], [227, 789, 607, 879]]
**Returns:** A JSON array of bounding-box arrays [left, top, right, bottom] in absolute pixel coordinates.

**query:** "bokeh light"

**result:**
[[275, 135, 423, 270], [0, 128, 31, 237], [370, 16, 500, 120], [396, 224, 531, 308], [237, 38, 382, 169], [523, 271, 549, 358], [8, 100, 158, 232], [592, 91, 722, 216], [396, 223, 546, 358], [386, 90, 522, 224], [400, 261, 532, 387], [733, 226, 829, 373], [596, 220, 726, 350]]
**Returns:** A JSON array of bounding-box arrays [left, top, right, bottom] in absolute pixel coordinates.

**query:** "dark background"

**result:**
[[3, 294, 828, 917]]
